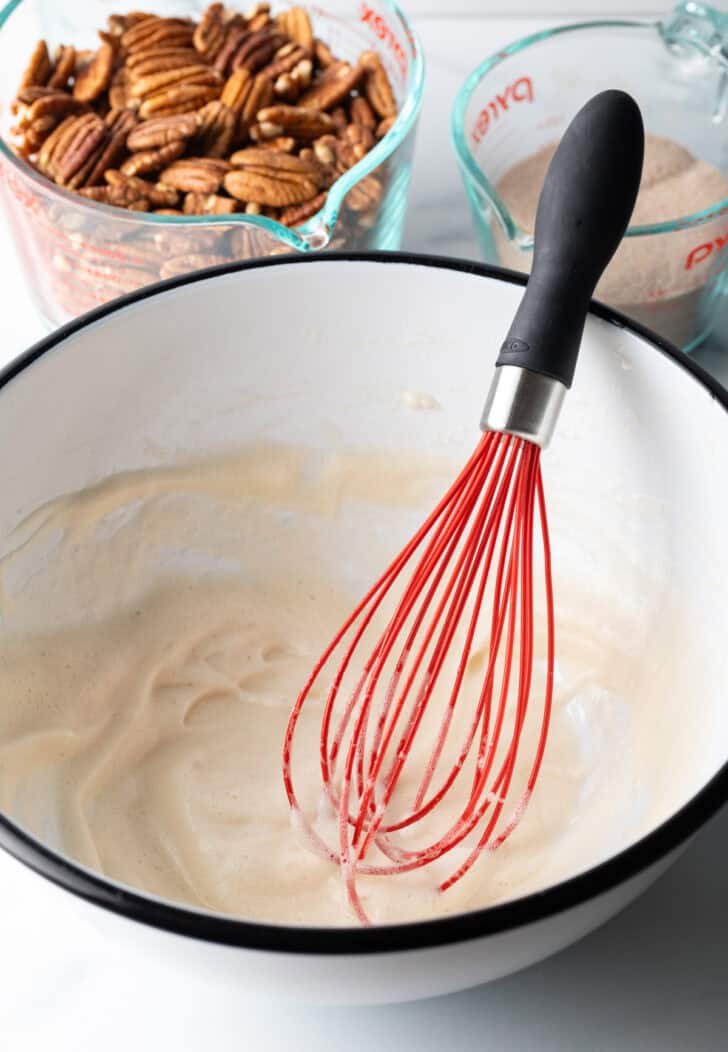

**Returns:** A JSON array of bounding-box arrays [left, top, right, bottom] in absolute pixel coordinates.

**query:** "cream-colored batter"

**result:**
[[0, 444, 694, 925]]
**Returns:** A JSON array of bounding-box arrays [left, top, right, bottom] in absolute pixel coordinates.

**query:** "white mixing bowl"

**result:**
[[0, 254, 726, 1005]]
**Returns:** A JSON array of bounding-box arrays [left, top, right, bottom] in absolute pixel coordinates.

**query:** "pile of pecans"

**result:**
[[10, 3, 398, 227]]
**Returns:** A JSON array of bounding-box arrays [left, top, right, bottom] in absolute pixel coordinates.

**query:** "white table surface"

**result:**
[[1, 13, 728, 1050]]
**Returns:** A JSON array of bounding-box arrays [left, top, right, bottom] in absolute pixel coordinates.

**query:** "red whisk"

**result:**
[[284, 91, 644, 923]]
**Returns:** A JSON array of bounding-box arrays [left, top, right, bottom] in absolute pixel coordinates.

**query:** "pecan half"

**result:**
[[350, 95, 376, 130], [138, 82, 221, 119], [126, 111, 199, 150], [37, 115, 78, 177], [272, 72, 296, 103], [220, 67, 252, 112], [128, 199, 156, 212], [330, 104, 347, 132], [121, 138, 185, 175], [235, 71, 273, 144], [73, 44, 114, 102], [255, 104, 333, 140], [228, 223, 283, 259], [252, 7, 275, 22], [183, 191, 238, 214], [273, 57, 312, 101], [18, 40, 53, 92], [129, 65, 220, 101], [242, 70, 273, 119], [107, 12, 152, 37], [334, 138, 367, 171], [73, 49, 94, 73], [159, 156, 231, 193], [10, 140, 33, 159], [152, 225, 222, 256], [359, 51, 396, 118], [121, 17, 195, 54], [126, 46, 203, 75], [109, 67, 131, 110], [11, 87, 54, 133], [263, 41, 308, 79], [279, 189, 325, 226], [193, 3, 226, 60], [80, 183, 150, 209], [313, 39, 334, 69], [247, 3, 273, 32], [312, 134, 337, 166], [21, 91, 87, 126], [341, 121, 375, 152], [14, 84, 58, 108], [298, 62, 363, 112], [106, 14, 128, 37], [84, 109, 138, 186], [196, 99, 236, 157], [228, 145, 316, 169], [98, 28, 122, 50], [212, 16, 248, 75], [56, 113, 106, 185], [297, 146, 336, 192], [225, 147, 323, 205], [344, 172, 382, 212], [21, 116, 57, 152], [67, 141, 112, 190], [232, 27, 286, 73], [106, 168, 180, 206], [48, 45, 77, 90], [276, 7, 313, 53], [376, 115, 396, 139], [248, 133, 296, 152]]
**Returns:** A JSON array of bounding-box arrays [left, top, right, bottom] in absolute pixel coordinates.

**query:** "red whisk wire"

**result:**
[[282, 430, 554, 923]]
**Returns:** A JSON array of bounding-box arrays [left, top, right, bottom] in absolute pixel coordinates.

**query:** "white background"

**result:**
[[1, 8, 728, 1051]]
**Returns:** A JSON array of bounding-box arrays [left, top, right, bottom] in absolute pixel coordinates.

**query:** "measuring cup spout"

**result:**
[[661, 2, 728, 64], [299, 221, 333, 252], [661, 2, 728, 125]]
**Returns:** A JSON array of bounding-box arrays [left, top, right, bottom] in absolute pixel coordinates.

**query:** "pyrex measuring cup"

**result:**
[[452, 2, 728, 352], [0, 0, 424, 328]]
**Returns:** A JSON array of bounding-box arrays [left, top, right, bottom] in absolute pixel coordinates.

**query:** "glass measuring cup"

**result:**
[[0, 0, 424, 328], [452, 2, 728, 352]]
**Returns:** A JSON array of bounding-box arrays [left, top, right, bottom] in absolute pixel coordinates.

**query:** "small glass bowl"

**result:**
[[0, 0, 424, 327], [451, 2, 728, 352]]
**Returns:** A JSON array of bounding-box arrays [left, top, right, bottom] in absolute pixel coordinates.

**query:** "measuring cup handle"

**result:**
[[496, 89, 644, 389]]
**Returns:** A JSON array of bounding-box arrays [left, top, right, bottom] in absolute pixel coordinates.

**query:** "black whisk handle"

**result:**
[[496, 89, 644, 389]]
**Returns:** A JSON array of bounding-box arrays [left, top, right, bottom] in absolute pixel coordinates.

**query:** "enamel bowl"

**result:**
[[1, 254, 727, 1005]]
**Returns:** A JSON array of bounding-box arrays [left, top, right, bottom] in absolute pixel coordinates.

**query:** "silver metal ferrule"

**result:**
[[480, 365, 567, 449]]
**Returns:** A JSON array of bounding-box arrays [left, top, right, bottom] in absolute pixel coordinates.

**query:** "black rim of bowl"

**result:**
[[1, 251, 727, 956]]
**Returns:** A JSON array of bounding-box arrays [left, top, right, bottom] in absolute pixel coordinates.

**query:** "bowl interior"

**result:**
[[0, 258, 727, 925]]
